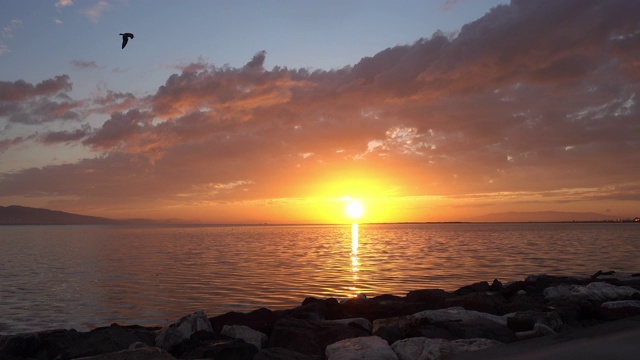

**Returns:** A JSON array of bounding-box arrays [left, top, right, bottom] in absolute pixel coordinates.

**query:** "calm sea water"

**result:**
[[0, 223, 638, 335]]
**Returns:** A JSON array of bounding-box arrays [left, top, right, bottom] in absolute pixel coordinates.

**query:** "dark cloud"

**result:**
[[41, 124, 91, 144]]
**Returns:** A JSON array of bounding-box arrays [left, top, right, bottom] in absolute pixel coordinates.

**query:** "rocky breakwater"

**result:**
[[1, 270, 639, 360]]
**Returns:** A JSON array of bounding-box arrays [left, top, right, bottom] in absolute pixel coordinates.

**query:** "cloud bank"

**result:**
[[1, 0, 639, 220]]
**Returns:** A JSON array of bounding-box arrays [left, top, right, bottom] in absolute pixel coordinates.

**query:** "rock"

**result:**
[[326, 336, 398, 360], [155, 310, 213, 350], [405, 289, 453, 307], [221, 324, 268, 350], [434, 317, 516, 343], [0, 324, 158, 360], [73, 346, 175, 360], [515, 322, 557, 341], [543, 282, 640, 303], [454, 281, 491, 296], [170, 330, 257, 359], [268, 317, 370, 357], [490, 279, 503, 292], [412, 307, 508, 326], [210, 307, 281, 334], [254, 347, 321, 360], [326, 318, 373, 333], [391, 337, 503, 360], [598, 300, 640, 320], [501, 281, 527, 297], [373, 307, 514, 344], [444, 291, 507, 314], [506, 310, 563, 332]]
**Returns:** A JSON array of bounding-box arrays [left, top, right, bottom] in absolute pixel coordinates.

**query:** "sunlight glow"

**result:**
[[345, 200, 364, 220]]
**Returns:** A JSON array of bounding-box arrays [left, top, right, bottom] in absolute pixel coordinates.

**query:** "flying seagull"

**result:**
[[120, 33, 134, 49]]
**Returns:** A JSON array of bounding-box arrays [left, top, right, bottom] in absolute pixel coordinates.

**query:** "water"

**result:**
[[0, 222, 638, 335]]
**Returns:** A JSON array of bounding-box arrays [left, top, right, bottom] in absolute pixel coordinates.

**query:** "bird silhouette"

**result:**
[[119, 33, 134, 49]]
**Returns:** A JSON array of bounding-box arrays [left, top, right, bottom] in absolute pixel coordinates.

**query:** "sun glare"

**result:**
[[346, 200, 364, 220]]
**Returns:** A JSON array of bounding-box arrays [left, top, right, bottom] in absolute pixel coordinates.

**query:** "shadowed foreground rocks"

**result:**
[[1, 271, 639, 360]]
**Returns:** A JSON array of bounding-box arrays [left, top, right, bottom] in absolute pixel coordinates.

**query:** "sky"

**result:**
[[1, 0, 639, 224]]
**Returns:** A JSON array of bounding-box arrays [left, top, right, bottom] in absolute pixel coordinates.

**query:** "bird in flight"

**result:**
[[120, 33, 134, 49]]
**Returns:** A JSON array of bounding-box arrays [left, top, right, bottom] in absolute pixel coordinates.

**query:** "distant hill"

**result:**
[[471, 211, 622, 223], [0, 205, 124, 225]]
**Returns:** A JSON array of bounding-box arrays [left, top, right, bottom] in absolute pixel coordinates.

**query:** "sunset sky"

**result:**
[[1, 0, 639, 224]]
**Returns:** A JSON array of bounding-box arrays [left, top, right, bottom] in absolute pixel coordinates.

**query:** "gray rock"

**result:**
[[373, 307, 514, 344], [598, 300, 640, 320], [391, 337, 503, 360], [221, 324, 268, 350], [155, 310, 213, 350], [326, 336, 398, 360], [543, 282, 640, 303]]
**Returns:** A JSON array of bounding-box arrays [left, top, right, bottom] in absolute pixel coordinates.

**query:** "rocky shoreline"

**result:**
[[1, 270, 640, 360]]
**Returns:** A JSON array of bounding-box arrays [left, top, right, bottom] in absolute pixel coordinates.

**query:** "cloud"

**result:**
[[1, 0, 640, 217], [1, 19, 22, 39], [0, 75, 81, 125], [41, 124, 91, 144], [81, 1, 111, 23], [55, 0, 74, 8], [70, 60, 99, 69]]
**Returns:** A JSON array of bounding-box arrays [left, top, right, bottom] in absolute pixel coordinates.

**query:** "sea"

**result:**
[[0, 222, 638, 335]]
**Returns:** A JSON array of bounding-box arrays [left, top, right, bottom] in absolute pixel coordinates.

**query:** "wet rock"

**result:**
[[326, 336, 398, 360], [543, 282, 640, 303], [221, 324, 268, 350], [391, 337, 503, 360], [268, 317, 370, 357], [155, 310, 213, 351]]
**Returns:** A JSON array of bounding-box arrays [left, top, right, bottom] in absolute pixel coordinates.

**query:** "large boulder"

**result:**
[[155, 311, 213, 350], [597, 300, 640, 320], [373, 307, 514, 344], [326, 336, 398, 360], [268, 317, 370, 357], [405, 289, 453, 308], [221, 324, 268, 350], [543, 282, 640, 303], [391, 337, 503, 360], [169, 330, 257, 360], [210, 307, 281, 334]]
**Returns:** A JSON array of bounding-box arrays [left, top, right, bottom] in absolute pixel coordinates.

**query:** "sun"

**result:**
[[345, 200, 364, 220]]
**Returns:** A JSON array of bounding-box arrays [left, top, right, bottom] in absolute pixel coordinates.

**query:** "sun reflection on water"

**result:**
[[349, 223, 360, 297]]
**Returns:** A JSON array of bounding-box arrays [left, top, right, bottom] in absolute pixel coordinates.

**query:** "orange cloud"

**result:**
[[1, 0, 640, 221]]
